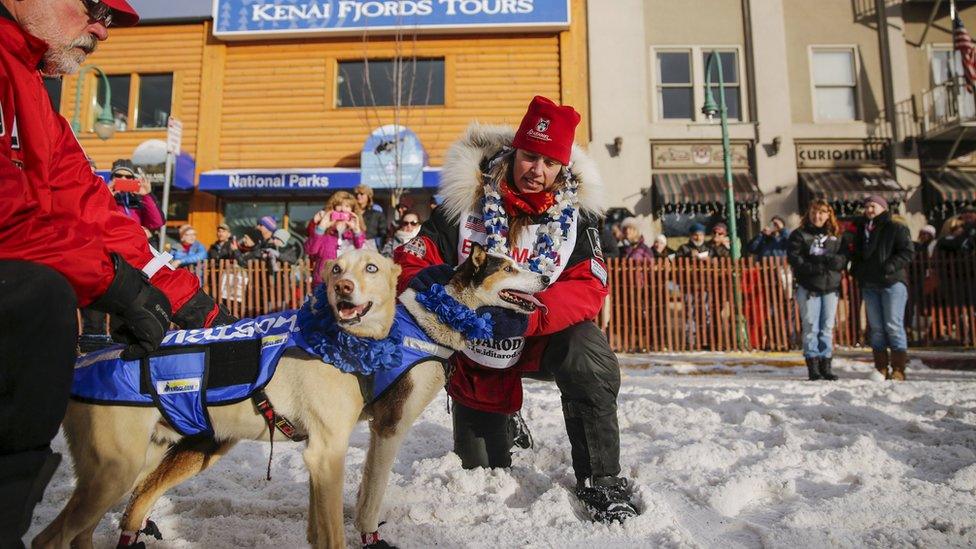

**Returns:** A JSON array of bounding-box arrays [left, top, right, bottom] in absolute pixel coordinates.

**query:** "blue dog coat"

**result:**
[[71, 305, 454, 437]]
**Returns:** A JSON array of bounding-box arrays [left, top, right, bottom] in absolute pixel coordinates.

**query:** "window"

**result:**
[[96, 75, 130, 130], [656, 51, 693, 119], [654, 47, 745, 122], [703, 50, 741, 121], [931, 48, 975, 120], [136, 74, 173, 129], [337, 58, 445, 108], [91, 72, 173, 132], [43, 77, 62, 112], [812, 49, 858, 121]]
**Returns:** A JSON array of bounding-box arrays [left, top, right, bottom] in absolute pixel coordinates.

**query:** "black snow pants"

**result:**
[[0, 261, 77, 548], [453, 321, 622, 484]]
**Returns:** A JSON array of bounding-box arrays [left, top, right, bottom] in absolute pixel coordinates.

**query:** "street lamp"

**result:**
[[71, 65, 116, 140], [702, 51, 749, 349]]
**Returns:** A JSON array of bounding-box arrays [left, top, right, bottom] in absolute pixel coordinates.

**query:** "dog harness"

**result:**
[[71, 304, 456, 438]]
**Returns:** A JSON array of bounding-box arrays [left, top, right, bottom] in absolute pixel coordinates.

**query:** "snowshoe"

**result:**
[[509, 411, 533, 450], [575, 476, 639, 524]]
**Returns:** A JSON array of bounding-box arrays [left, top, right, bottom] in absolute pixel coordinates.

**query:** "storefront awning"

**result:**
[[198, 167, 441, 194], [922, 169, 976, 217], [651, 172, 762, 217], [798, 171, 907, 216]]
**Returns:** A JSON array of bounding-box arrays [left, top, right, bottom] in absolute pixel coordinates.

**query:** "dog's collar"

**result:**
[[414, 284, 494, 340], [296, 285, 402, 375]]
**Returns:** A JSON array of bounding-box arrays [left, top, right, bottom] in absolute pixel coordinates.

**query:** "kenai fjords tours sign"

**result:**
[[212, 0, 571, 39]]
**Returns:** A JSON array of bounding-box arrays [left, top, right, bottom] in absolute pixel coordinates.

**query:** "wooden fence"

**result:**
[[605, 255, 976, 352], [116, 256, 975, 352]]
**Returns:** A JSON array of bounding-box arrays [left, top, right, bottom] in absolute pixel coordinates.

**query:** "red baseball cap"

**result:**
[[512, 95, 581, 165], [101, 0, 140, 27]]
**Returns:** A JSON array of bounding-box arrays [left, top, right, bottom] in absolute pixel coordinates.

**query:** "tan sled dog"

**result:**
[[35, 246, 547, 549]]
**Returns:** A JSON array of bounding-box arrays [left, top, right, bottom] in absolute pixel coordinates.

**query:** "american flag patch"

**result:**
[[464, 215, 486, 233]]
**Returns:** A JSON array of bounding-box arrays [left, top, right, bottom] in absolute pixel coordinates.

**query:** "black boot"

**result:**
[[575, 476, 639, 524], [805, 357, 822, 381], [818, 357, 839, 381], [509, 411, 533, 450]]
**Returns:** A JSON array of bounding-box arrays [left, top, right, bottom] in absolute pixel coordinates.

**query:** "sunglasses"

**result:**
[[113, 174, 136, 179], [401, 220, 420, 226], [83, 0, 113, 27]]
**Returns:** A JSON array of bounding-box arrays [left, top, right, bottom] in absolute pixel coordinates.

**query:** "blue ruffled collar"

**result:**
[[296, 285, 402, 375], [413, 284, 494, 340]]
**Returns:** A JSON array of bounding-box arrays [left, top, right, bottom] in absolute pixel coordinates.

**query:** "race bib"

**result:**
[[462, 336, 525, 369]]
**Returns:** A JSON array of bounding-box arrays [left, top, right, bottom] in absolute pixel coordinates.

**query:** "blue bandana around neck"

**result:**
[[413, 284, 494, 340], [295, 285, 402, 375]]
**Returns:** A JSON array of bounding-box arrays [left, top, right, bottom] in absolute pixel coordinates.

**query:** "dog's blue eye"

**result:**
[[331, 265, 341, 274], [365, 264, 378, 273]]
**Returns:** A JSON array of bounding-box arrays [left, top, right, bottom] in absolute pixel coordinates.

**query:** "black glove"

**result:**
[[173, 289, 238, 329], [475, 306, 530, 340], [90, 254, 172, 361], [408, 263, 456, 293]]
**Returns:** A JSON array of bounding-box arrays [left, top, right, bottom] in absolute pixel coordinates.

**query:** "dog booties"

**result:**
[[71, 306, 453, 437]]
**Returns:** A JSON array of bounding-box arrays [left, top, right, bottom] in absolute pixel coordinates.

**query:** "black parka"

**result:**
[[851, 211, 914, 288], [787, 223, 848, 294]]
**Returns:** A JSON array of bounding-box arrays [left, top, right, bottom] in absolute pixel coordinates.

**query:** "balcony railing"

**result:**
[[921, 76, 976, 137]]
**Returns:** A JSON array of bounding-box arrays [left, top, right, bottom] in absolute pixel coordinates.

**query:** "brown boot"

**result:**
[[890, 350, 907, 381], [872, 349, 890, 380]]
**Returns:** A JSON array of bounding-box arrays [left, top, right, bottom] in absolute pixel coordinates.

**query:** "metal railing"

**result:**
[[920, 76, 976, 136]]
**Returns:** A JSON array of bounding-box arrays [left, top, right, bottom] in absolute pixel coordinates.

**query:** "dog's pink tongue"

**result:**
[[507, 291, 547, 312]]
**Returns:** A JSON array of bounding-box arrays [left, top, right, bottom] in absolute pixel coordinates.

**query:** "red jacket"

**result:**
[[393, 125, 608, 414], [0, 18, 197, 309]]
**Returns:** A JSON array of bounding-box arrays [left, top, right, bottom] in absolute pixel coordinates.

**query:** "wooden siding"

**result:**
[[61, 24, 206, 169], [217, 34, 562, 168]]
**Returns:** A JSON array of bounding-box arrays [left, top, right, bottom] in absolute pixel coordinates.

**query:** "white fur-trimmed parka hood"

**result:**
[[437, 123, 606, 223]]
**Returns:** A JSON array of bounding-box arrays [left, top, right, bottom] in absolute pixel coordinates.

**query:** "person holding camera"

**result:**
[[109, 159, 163, 235], [208, 222, 241, 262], [305, 191, 366, 285], [748, 215, 790, 258]]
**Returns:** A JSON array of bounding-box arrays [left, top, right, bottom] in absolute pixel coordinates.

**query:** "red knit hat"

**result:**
[[512, 96, 581, 165]]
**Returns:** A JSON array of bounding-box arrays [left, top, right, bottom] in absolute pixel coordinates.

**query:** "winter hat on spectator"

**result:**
[[689, 223, 706, 235], [863, 195, 888, 210], [712, 222, 728, 234], [655, 234, 668, 246], [512, 95, 581, 165], [257, 216, 277, 232], [920, 224, 937, 237], [217, 222, 230, 231], [243, 227, 263, 244], [111, 159, 136, 177], [272, 229, 291, 245]]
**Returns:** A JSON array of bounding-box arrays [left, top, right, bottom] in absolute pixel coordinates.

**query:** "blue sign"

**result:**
[[361, 125, 427, 190], [212, 0, 571, 39], [198, 167, 441, 194]]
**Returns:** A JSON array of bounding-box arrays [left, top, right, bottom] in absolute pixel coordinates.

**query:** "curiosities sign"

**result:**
[[212, 0, 571, 39]]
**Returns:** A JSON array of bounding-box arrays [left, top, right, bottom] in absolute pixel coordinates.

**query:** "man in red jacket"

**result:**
[[0, 1, 231, 544], [394, 96, 638, 523]]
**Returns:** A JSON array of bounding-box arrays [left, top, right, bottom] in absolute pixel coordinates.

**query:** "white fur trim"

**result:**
[[438, 123, 606, 223]]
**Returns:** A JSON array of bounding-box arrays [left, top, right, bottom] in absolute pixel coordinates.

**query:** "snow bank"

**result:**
[[27, 357, 976, 547]]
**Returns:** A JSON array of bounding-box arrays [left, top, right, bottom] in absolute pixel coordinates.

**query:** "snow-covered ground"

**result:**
[[28, 356, 976, 548]]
